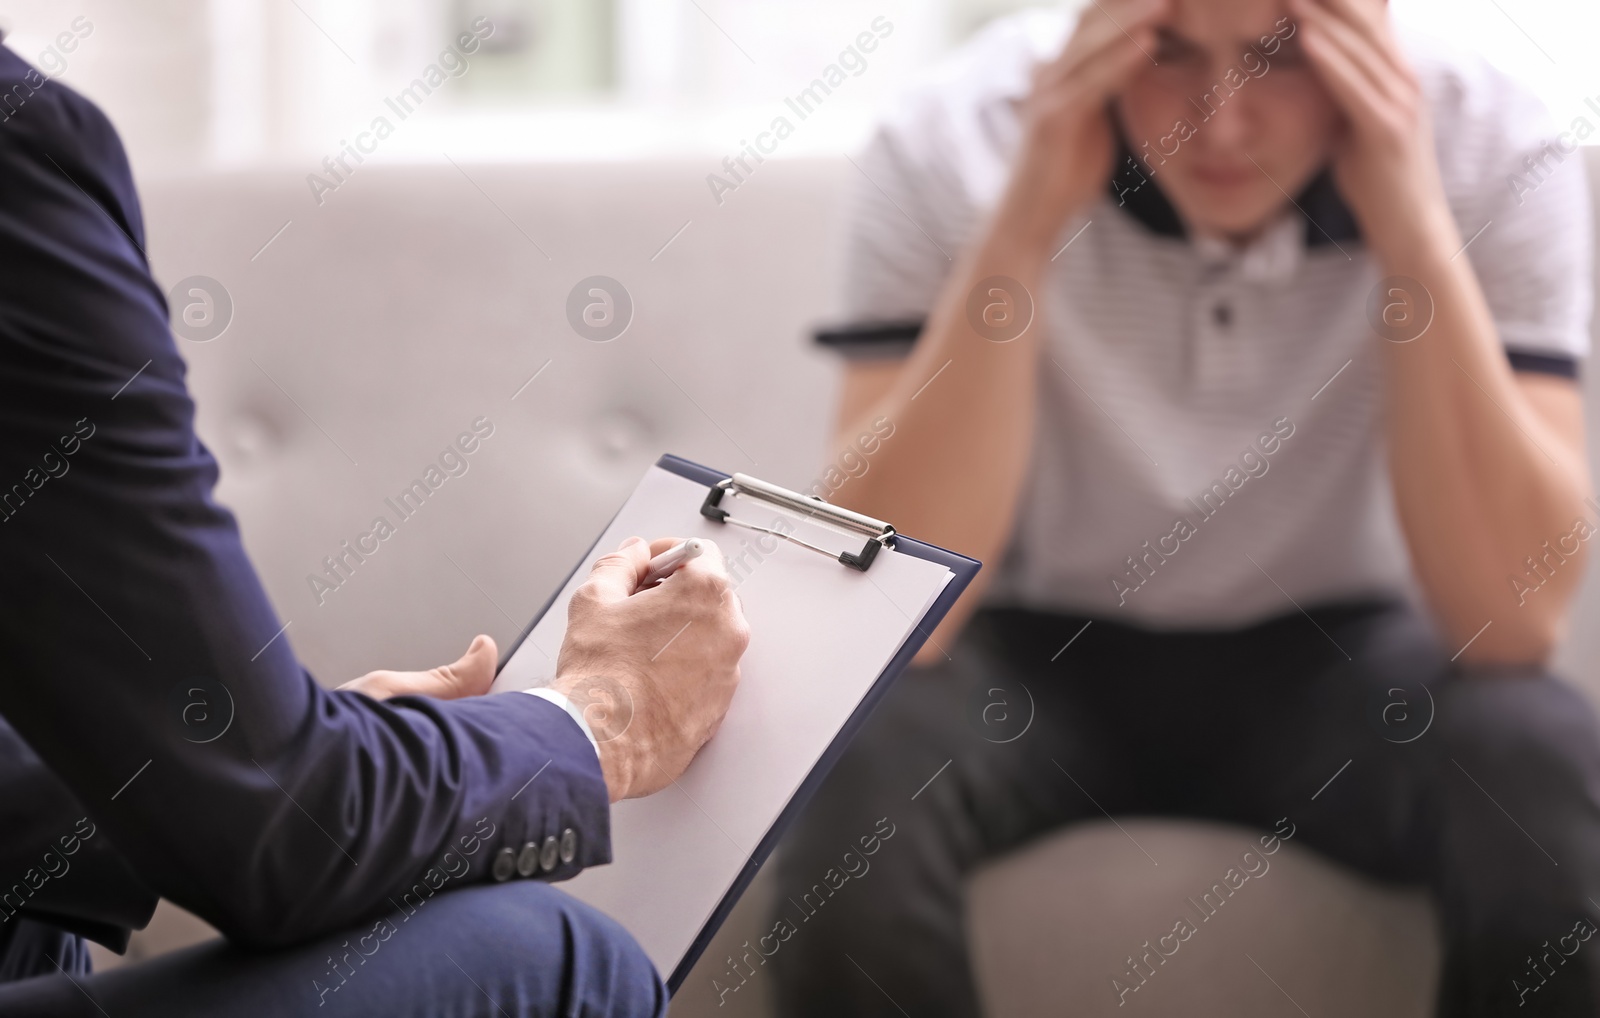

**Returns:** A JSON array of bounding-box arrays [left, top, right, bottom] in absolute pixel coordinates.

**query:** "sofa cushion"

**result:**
[[967, 819, 1439, 1017]]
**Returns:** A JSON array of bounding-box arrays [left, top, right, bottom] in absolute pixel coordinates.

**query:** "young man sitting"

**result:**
[[772, 0, 1598, 1014]]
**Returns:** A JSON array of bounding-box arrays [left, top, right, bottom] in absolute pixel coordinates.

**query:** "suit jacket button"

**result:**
[[559, 827, 577, 865], [516, 841, 541, 878], [539, 834, 560, 872], [491, 846, 516, 882]]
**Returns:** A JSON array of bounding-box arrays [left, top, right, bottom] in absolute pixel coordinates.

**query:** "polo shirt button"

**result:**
[[516, 841, 541, 878], [540, 835, 560, 872], [559, 828, 577, 865], [490, 846, 516, 882]]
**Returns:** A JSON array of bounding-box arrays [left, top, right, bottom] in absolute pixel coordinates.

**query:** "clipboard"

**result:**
[[489, 454, 980, 992]]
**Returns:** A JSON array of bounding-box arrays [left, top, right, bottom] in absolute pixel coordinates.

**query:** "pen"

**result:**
[[637, 538, 706, 590]]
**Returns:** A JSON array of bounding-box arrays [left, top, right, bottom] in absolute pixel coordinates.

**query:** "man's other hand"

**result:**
[[338, 634, 499, 701], [552, 535, 751, 803], [998, 0, 1168, 257]]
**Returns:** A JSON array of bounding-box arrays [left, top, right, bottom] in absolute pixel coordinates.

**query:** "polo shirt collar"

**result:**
[[1106, 132, 1363, 254], [1192, 211, 1307, 283]]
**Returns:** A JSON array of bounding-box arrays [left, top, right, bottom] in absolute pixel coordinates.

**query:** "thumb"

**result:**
[[338, 634, 498, 701], [581, 536, 652, 602], [438, 633, 498, 698]]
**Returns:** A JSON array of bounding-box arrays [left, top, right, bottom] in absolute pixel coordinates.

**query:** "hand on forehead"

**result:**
[[1147, 0, 1295, 58], [1138, 0, 1385, 54]]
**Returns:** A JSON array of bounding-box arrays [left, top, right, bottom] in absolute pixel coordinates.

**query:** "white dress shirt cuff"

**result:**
[[522, 687, 601, 761]]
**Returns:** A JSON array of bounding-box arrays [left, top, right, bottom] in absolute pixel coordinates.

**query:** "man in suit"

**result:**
[[0, 39, 750, 1017]]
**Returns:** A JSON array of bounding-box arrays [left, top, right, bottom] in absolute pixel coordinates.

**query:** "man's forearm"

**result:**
[[1378, 218, 1592, 663], [827, 207, 1058, 648], [1280, 0, 1593, 664]]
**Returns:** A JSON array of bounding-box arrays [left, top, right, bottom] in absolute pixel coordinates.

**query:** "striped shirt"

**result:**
[[822, 9, 1592, 626]]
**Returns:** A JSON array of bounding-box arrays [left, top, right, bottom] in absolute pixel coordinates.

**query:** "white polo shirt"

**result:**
[[824, 9, 1592, 627]]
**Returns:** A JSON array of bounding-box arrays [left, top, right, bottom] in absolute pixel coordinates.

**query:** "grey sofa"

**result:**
[[98, 148, 1600, 1015]]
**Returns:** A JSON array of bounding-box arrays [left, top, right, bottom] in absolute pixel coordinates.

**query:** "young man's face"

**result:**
[[1114, 0, 1341, 240]]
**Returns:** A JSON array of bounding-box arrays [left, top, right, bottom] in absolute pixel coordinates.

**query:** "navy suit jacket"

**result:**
[[0, 45, 610, 972]]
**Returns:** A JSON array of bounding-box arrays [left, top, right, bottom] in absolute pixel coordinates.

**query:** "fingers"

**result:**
[[1292, 0, 1400, 127], [576, 534, 739, 609], [636, 536, 728, 592], [1063, 0, 1165, 59], [672, 539, 738, 603], [1309, 0, 1393, 54], [1035, 0, 1164, 112], [338, 633, 498, 701], [579, 535, 654, 602], [1291, 0, 1410, 110], [1053, 0, 1165, 79], [1025, 35, 1152, 149], [1075, 21, 1162, 100]]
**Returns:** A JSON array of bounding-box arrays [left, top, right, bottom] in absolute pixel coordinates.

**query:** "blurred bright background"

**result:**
[[0, 0, 1595, 175]]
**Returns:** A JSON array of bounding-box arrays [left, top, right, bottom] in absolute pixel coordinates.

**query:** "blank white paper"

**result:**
[[490, 464, 956, 977]]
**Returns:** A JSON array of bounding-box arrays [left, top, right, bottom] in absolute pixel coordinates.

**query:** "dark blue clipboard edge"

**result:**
[[493, 453, 981, 994]]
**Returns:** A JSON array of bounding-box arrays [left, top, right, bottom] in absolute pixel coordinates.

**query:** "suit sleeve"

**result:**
[[0, 717, 157, 952], [0, 48, 611, 949]]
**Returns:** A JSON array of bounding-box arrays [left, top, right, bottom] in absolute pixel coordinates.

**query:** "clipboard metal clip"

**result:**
[[699, 473, 896, 572]]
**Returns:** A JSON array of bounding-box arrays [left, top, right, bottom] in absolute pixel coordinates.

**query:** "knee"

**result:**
[[1435, 670, 1600, 795], [535, 885, 665, 1004], [453, 883, 666, 1017], [781, 665, 959, 851]]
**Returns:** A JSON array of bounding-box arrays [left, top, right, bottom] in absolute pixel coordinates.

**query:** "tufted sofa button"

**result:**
[[225, 413, 278, 466], [588, 408, 652, 463]]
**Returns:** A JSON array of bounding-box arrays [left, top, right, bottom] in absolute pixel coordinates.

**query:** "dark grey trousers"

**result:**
[[768, 602, 1600, 1017]]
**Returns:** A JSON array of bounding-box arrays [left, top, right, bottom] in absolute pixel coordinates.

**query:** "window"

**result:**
[[0, 0, 1592, 168]]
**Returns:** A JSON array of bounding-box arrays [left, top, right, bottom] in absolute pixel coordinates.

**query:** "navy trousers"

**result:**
[[0, 881, 666, 1017], [768, 601, 1600, 1017]]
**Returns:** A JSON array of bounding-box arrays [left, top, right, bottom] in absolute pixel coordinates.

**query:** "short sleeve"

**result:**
[[1423, 43, 1593, 369], [822, 89, 974, 358], [839, 123, 958, 322], [820, 10, 1062, 359]]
